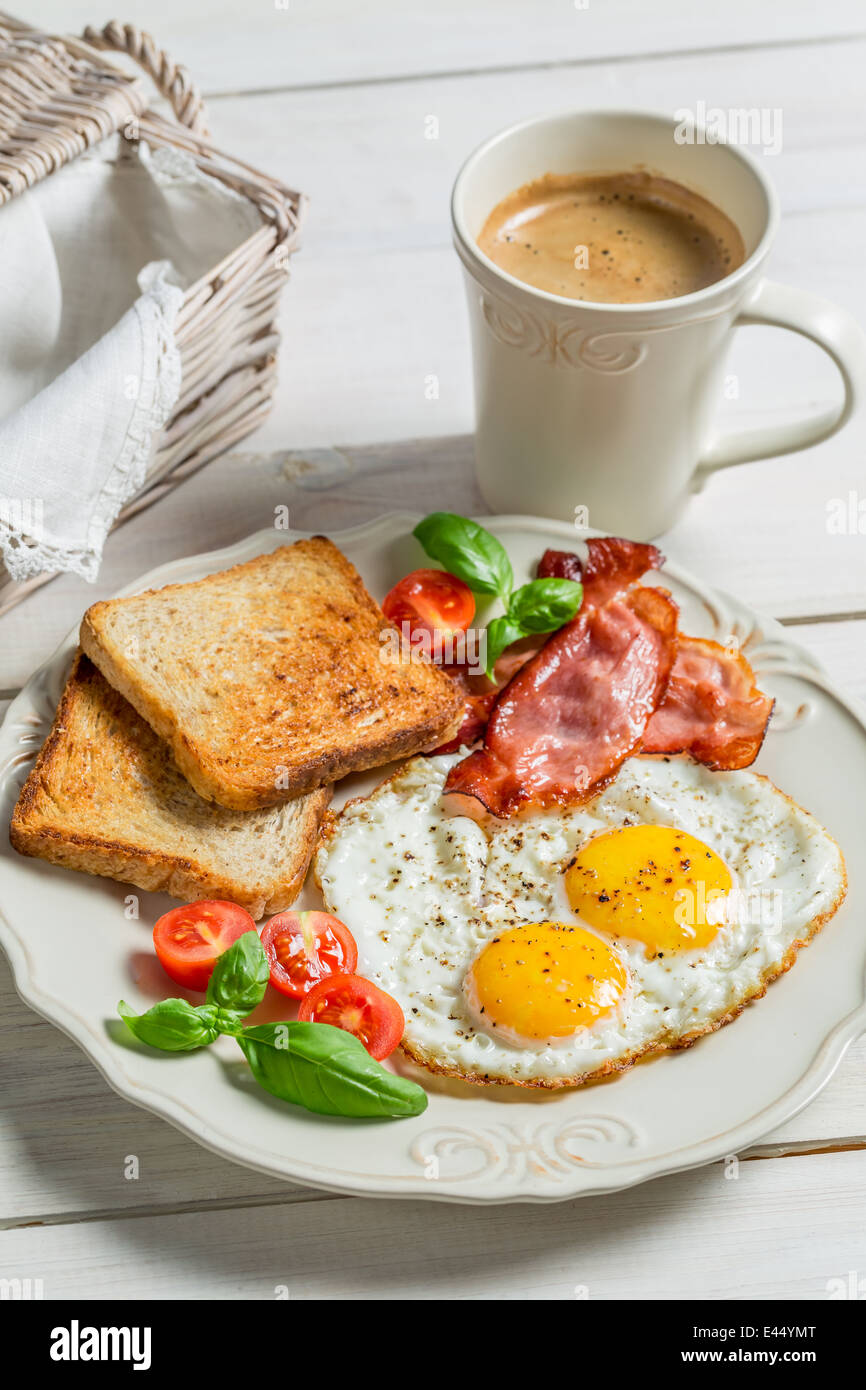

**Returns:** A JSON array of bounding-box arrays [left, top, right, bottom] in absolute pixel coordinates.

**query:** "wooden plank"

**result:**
[[2, 1148, 865, 1298], [776, 620, 866, 703], [27, 0, 866, 97], [206, 34, 866, 260]]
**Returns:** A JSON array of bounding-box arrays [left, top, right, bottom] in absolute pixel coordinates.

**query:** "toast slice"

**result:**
[[79, 537, 463, 810], [10, 654, 330, 919]]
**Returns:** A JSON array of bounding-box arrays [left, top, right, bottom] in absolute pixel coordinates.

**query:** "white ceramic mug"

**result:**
[[451, 109, 866, 538]]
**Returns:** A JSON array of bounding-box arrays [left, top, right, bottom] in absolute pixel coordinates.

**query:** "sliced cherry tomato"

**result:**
[[382, 568, 475, 639], [298, 973, 405, 1060], [261, 910, 358, 999], [153, 900, 256, 991]]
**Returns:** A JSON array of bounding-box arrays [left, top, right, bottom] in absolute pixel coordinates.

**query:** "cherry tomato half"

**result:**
[[382, 568, 475, 639], [260, 910, 358, 1000], [298, 973, 405, 1060], [153, 900, 257, 991]]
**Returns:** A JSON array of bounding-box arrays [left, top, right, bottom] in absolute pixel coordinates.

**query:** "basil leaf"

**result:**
[[206, 930, 268, 1015], [214, 1008, 247, 1037], [507, 578, 583, 633], [484, 615, 525, 680], [413, 513, 513, 597], [118, 999, 220, 1052], [237, 1021, 428, 1119]]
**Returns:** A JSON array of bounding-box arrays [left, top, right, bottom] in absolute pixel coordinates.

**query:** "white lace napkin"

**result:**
[[0, 262, 182, 582], [0, 139, 261, 583]]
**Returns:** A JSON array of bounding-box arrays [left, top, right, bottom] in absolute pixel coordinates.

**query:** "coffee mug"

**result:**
[[451, 109, 866, 537]]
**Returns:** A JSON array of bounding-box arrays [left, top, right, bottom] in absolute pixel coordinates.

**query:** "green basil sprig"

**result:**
[[206, 928, 269, 1014], [117, 932, 427, 1120], [239, 1022, 427, 1119], [117, 998, 220, 1052], [413, 512, 513, 596], [412, 512, 582, 677]]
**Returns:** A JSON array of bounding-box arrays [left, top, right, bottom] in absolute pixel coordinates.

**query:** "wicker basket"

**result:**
[[0, 13, 305, 614]]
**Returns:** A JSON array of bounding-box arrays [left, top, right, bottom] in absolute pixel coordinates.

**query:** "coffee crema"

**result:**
[[477, 170, 746, 304]]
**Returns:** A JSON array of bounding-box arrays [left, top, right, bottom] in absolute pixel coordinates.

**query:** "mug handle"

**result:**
[[696, 278, 866, 475]]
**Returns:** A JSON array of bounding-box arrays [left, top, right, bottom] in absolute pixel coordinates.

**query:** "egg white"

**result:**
[[315, 752, 846, 1087]]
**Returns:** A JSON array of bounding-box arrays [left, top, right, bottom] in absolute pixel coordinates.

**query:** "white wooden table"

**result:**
[[2, 0, 866, 1299]]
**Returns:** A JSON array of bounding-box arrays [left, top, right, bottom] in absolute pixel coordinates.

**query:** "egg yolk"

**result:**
[[464, 921, 628, 1046], [564, 824, 733, 956]]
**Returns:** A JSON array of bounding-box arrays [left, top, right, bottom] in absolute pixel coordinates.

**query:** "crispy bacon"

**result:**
[[433, 676, 498, 755], [536, 548, 584, 583], [441, 536, 773, 812], [539, 538, 664, 602], [642, 635, 774, 770], [443, 584, 679, 817], [526, 542, 774, 772], [432, 642, 545, 754], [439, 538, 666, 767]]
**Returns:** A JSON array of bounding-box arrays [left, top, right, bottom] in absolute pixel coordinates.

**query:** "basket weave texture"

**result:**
[[0, 13, 305, 612]]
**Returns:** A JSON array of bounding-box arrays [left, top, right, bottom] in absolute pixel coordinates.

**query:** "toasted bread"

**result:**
[[10, 654, 330, 919], [79, 538, 463, 809]]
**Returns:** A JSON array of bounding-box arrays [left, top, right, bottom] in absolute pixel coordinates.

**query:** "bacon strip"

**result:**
[[538, 538, 664, 601], [642, 635, 774, 770], [433, 676, 498, 755], [438, 538, 666, 762], [440, 539, 773, 806], [433, 641, 545, 754], [536, 548, 583, 583], [538, 543, 774, 771], [443, 583, 678, 817]]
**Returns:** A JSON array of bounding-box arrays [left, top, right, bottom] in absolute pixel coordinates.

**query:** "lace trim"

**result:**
[[0, 266, 183, 584]]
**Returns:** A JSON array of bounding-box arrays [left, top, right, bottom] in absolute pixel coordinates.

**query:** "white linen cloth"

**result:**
[[0, 138, 262, 583]]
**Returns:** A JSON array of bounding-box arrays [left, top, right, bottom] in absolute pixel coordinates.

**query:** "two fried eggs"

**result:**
[[315, 753, 846, 1087]]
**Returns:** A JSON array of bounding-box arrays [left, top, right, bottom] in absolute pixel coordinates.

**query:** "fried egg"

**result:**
[[315, 752, 846, 1087]]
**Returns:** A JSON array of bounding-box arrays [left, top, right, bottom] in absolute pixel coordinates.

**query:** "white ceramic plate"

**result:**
[[1, 514, 864, 1204]]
